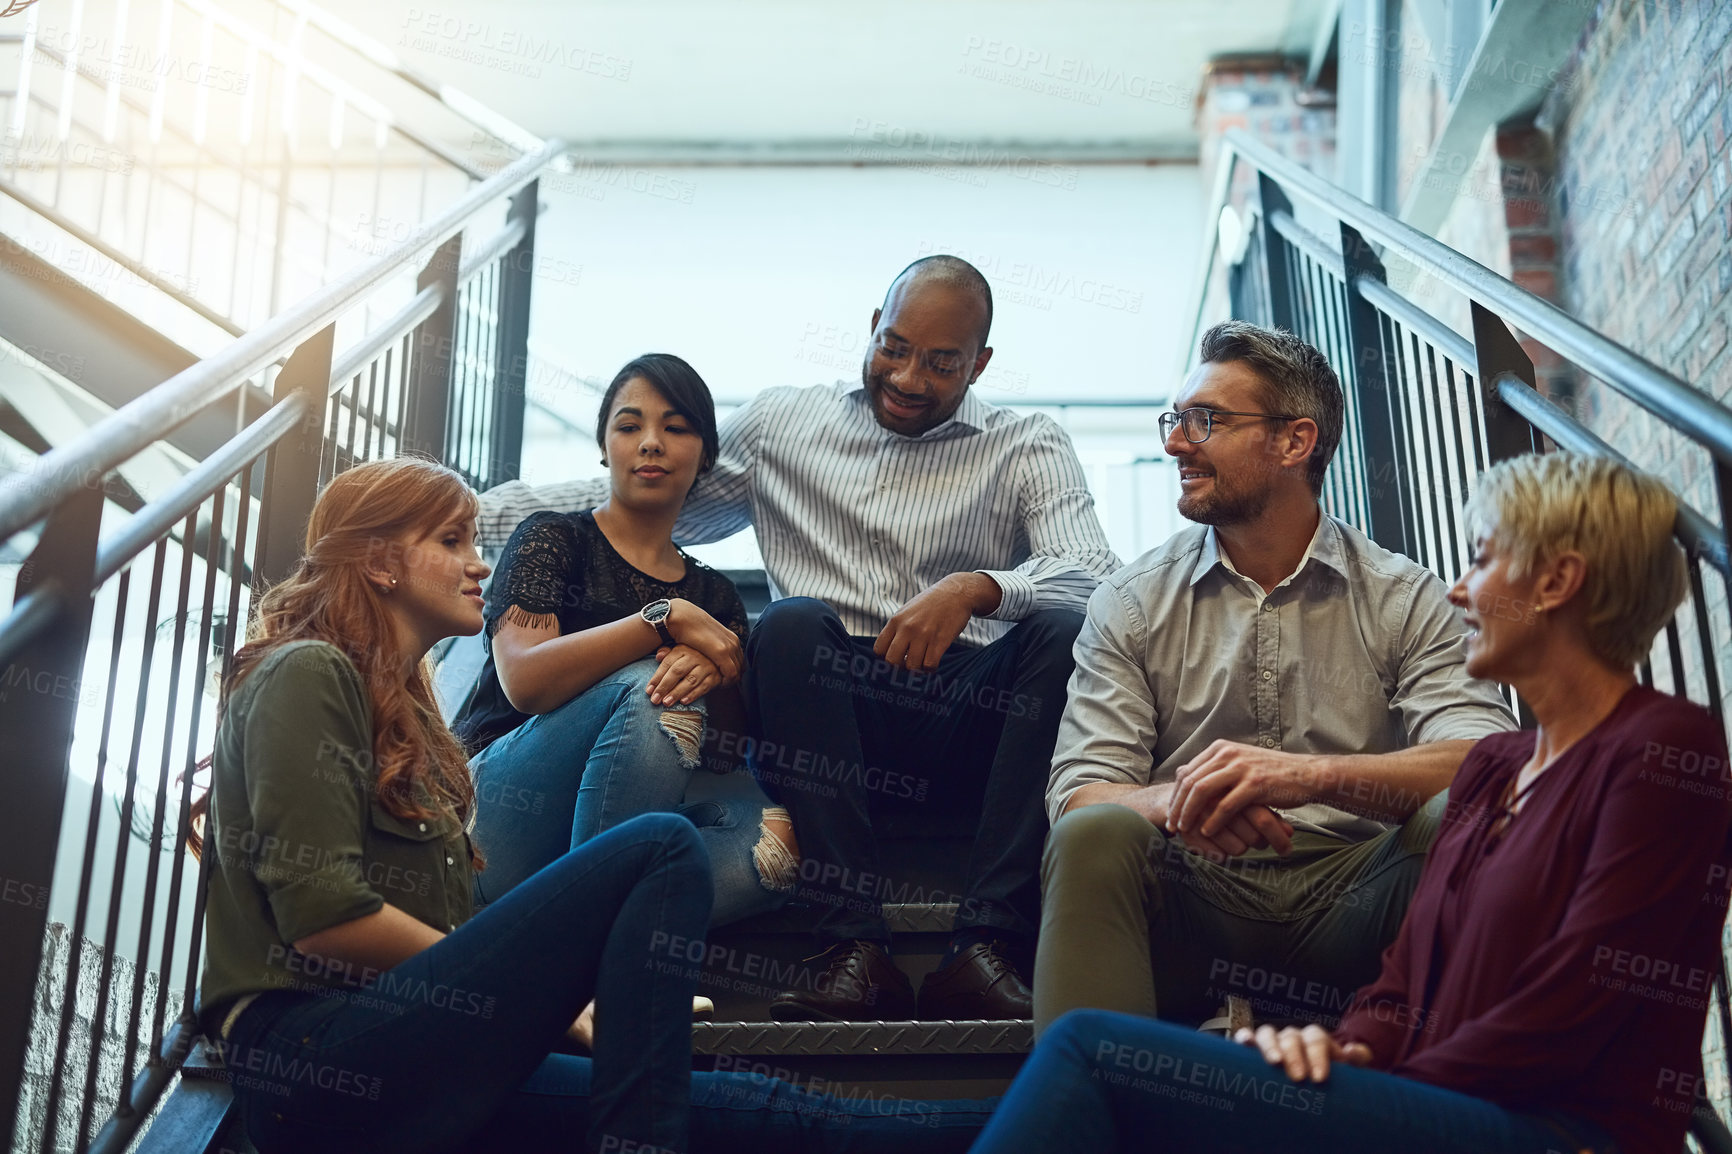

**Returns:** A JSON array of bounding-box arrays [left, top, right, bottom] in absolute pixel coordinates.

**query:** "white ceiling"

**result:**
[[337, 0, 1326, 158]]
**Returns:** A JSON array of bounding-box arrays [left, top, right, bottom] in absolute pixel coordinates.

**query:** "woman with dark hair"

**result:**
[[198, 455, 994, 1153], [967, 452, 1732, 1154], [455, 353, 799, 926]]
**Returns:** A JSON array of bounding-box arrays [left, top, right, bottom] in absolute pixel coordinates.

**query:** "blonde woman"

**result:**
[[971, 452, 1730, 1154]]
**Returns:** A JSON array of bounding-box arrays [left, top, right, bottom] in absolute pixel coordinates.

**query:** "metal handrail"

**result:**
[[0, 584, 66, 672], [1218, 130, 1732, 465], [1492, 374, 1731, 578], [329, 286, 441, 391], [0, 139, 566, 546], [1356, 275, 1476, 367], [92, 397, 307, 585]]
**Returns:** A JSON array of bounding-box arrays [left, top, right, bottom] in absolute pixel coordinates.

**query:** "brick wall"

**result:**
[[1541, 3, 1732, 1105], [1196, 61, 1338, 193], [1541, 0, 1732, 520]]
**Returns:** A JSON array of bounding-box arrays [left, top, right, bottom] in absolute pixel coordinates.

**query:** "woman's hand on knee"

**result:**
[[664, 599, 743, 683], [1235, 1022, 1371, 1083], [648, 645, 722, 705]]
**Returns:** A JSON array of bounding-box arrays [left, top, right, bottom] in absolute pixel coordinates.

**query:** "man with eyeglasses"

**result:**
[[479, 255, 1119, 1023], [1032, 320, 1514, 1039]]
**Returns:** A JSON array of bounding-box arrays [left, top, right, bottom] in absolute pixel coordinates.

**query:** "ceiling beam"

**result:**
[[554, 138, 1200, 167]]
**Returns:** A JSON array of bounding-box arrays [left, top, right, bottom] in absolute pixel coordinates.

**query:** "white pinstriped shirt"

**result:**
[[477, 381, 1121, 648]]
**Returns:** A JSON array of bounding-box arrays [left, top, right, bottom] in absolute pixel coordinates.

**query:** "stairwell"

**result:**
[[4, 1, 1732, 1152]]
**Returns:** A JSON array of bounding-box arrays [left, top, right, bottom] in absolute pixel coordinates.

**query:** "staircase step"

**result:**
[[692, 1019, 1030, 1056], [722, 901, 957, 937]]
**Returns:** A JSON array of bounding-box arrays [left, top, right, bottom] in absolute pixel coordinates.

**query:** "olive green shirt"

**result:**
[[198, 640, 475, 1036]]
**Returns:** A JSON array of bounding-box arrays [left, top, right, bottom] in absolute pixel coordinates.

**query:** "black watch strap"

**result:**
[[642, 600, 676, 648]]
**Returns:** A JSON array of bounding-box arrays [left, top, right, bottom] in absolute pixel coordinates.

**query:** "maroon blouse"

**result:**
[[1335, 687, 1732, 1154]]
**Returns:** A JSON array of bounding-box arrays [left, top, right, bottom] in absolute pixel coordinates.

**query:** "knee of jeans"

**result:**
[[1046, 1008, 1121, 1063], [630, 810, 705, 862], [751, 806, 799, 893], [658, 708, 707, 768], [1020, 607, 1086, 647], [1043, 804, 1159, 884]]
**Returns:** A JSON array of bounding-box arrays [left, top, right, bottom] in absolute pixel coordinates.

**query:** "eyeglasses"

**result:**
[[1158, 406, 1299, 444]]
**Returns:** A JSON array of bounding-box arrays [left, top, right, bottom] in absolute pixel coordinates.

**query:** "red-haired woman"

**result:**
[[198, 457, 993, 1154]]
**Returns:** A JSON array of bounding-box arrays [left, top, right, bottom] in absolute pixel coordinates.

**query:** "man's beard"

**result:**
[[861, 361, 958, 436], [1176, 476, 1272, 526]]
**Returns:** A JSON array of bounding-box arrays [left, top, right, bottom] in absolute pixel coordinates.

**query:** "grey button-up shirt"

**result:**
[[1045, 514, 1516, 838]]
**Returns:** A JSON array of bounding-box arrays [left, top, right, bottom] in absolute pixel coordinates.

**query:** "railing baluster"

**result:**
[[1338, 226, 1406, 556], [78, 538, 169, 1147], [405, 236, 463, 464], [10, 486, 106, 1154], [491, 179, 538, 488], [151, 489, 224, 1052], [256, 328, 334, 587], [117, 513, 198, 1115], [1257, 174, 1297, 334], [1469, 305, 1541, 465]]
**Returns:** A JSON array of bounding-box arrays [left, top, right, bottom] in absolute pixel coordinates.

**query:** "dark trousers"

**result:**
[[743, 597, 1083, 944]]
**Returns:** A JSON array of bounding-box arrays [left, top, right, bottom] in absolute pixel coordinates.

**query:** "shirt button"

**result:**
[[1262, 602, 1275, 613], [1261, 669, 1274, 682], [418, 822, 427, 832], [446, 856, 455, 866], [1262, 737, 1277, 748]]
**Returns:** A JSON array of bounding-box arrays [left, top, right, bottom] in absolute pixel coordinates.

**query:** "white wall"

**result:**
[[519, 161, 1204, 567]]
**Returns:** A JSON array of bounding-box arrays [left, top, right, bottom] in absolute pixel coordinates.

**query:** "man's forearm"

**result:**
[[951, 571, 1003, 616], [1063, 780, 1171, 824], [1301, 740, 1475, 822]]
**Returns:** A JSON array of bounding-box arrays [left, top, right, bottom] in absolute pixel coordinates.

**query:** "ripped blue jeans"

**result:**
[[471, 658, 795, 925]]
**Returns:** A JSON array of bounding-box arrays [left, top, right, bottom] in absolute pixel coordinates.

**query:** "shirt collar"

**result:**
[[841, 380, 989, 438], [1189, 511, 1344, 589]]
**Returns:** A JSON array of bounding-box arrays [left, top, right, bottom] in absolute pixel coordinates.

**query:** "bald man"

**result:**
[[479, 256, 1118, 1021]]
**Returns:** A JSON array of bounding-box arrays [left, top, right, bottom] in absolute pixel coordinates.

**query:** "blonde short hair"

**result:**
[[1464, 452, 1688, 669]]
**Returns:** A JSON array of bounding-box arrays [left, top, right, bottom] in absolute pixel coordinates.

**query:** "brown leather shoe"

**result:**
[[917, 939, 1033, 1020], [769, 939, 916, 1022]]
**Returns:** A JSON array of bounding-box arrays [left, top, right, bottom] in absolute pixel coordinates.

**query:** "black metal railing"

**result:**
[[1193, 129, 1732, 1134], [0, 138, 561, 1154]]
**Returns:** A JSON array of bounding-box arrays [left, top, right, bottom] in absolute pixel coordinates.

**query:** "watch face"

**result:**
[[643, 599, 671, 624]]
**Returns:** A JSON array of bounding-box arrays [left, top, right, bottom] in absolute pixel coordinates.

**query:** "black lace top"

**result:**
[[451, 510, 749, 754]]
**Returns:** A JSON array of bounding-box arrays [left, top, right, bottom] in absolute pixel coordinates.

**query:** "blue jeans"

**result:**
[[227, 813, 713, 1154], [968, 1010, 1619, 1154], [471, 657, 792, 925], [227, 813, 995, 1154]]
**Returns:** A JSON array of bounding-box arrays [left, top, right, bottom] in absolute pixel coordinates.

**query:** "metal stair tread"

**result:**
[[718, 901, 958, 937], [692, 1018, 1031, 1056]]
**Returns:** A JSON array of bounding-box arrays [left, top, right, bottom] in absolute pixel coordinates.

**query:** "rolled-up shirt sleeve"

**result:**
[[241, 647, 385, 944], [1389, 571, 1516, 744], [478, 477, 607, 552], [1045, 578, 1158, 823], [978, 417, 1120, 621]]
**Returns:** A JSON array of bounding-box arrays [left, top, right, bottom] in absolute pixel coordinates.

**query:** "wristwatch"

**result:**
[[640, 598, 676, 647]]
